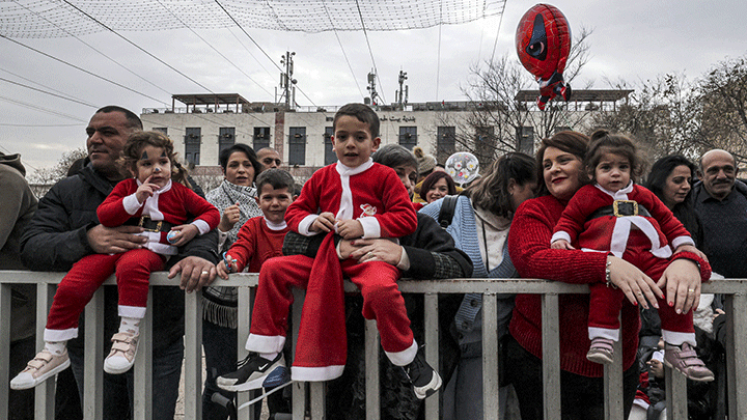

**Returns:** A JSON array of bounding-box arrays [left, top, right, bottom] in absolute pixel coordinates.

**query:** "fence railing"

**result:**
[[1, 271, 745, 420]]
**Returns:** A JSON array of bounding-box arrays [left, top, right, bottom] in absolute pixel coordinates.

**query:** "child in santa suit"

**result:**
[[217, 104, 442, 400], [551, 130, 714, 382], [11, 131, 218, 390]]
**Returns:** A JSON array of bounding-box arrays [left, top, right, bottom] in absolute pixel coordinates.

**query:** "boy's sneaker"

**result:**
[[586, 337, 615, 365], [104, 332, 139, 374], [217, 353, 285, 392], [403, 351, 442, 400], [664, 342, 714, 382], [10, 349, 70, 390]]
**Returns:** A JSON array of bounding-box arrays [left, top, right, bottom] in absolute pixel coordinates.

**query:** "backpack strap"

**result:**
[[438, 195, 459, 229]]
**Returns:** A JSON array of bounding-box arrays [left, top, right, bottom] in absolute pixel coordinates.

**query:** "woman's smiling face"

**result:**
[[542, 146, 583, 201]]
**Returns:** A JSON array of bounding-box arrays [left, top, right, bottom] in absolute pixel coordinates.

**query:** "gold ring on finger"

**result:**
[[201, 271, 209, 275], [688, 288, 695, 293]]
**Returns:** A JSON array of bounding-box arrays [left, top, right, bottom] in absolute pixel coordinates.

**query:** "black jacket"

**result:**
[[20, 164, 219, 351]]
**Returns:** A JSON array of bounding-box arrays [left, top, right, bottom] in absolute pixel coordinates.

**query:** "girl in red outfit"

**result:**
[[550, 131, 713, 382], [505, 131, 710, 420], [11, 131, 219, 390]]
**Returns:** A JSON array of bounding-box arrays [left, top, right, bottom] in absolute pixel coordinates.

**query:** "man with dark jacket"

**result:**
[[20, 106, 219, 419]]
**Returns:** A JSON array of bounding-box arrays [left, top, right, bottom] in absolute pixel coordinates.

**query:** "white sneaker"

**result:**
[[10, 349, 70, 390], [104, 332, 140, 374]]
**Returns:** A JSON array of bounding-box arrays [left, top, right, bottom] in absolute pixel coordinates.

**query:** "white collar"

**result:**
[[336, 159, 374, 177], [264, 217, 287, 231], [135, 178, 172, 194], [595, 180, 634, 200]]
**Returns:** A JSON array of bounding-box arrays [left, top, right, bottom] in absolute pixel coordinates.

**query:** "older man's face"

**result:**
[[86, 111, 133, 178], [701, 150, 738, 200], [257, 148, 281, 170]]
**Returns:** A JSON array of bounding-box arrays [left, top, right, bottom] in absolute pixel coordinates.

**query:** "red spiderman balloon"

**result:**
[[516, 4, 572, 110]]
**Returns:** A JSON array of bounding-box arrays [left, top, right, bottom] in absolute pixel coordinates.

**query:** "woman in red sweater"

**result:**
[[505, 131, 710, 419]]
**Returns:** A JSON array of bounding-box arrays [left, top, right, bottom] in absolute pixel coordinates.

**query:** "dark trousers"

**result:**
[[504, 334, 639, 420]]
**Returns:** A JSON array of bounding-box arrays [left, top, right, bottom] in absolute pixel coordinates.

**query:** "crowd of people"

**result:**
[[1, 102, 743, 420]]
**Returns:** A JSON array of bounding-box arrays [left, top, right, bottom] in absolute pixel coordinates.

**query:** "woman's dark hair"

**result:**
[[644, 154, 700, 245], [419, 171, 457, 202], [535, 131, 590, 197], [121, 130, 191, 188], [585, 130, 645, 183], [219, 143, 262, 179], [372, 144, 418, 171], [464, 152, 536, 218]]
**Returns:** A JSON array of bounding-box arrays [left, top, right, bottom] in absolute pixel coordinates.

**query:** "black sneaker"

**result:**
[[404, 351, 442, 399], [216, 353, 285, 392]]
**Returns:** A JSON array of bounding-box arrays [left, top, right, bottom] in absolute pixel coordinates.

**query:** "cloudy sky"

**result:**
[[1, 0, 746, 178]]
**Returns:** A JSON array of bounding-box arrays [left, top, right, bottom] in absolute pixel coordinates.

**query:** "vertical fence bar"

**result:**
[[423, 292, 440, 419], [541, 293, 561, 420], [482, 293, 499, 420], [603, 325, 624, 420], [237, 285, 253, 420], [0, 284, 11, 419], [83, 288, 104, 420], [365, 319, 380, 420], [292, 289, 306, 420], [35, 284, 55, 420], [134, 290, 153, 420], [184, 289, 202, 420], [310, 382, 326, 419], [726, 292, 747, 420], [664, 364, 688, 419]]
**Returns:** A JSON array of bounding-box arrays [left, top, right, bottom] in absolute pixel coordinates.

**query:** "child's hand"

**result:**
[[647, 359, 664, 378], [336, 219, 364, 239], [219, 203, 241, 232], [673, 244, 708, 263], [217, 253, 238, 279], [551, 239, 575, 250], [310, 212, 336, 233], [135, 175, 160, 203], [167, 224, 199, 247]]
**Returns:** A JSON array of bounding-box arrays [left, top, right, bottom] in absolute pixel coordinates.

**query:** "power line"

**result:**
[[355, 0, 387, 105], [0, 95, 88, 122], [0, 123, 80, 127], [322, 1, 365, 100], [436, 0, 443, 100], [0, 66, 96, 107], [489, 1, 508, 65], [60, 0, 214, 94], [0, 77, 97, 108], [0, 35, 167, 104]]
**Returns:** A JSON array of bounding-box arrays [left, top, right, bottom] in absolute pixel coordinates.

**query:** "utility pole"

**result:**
[[280, 51, 297, 110], [395, 70, 408, 110]]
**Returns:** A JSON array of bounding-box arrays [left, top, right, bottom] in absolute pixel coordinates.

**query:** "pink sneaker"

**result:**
[[664, 342, 714, 382], [104, 332, 139, 374], [586, 337, 615, 364], [10, 349, 70, 390]]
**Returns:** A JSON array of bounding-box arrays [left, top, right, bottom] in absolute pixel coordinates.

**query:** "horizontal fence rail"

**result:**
[[1, 271, 745, 420]]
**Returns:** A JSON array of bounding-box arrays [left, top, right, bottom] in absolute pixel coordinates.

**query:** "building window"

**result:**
[[398, 126, 417, 150], [184, 127, 201, 166], [153, 127, 168, 135], [436, 126, 456, 162], [517, 126, 534, 155], [289, 127, 306, 166], [218, 127, 236, 161], [324, 127, 336, 165], [253, 127, 270, 151], [475, 126, 494, 163]]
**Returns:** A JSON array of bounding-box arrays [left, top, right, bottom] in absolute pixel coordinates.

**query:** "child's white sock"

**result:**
[[259, 352, 279, 361], [119, 317, 140, 335], [44, 341, 67, 356]]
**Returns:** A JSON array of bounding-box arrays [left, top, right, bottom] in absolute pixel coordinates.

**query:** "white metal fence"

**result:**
[[1, 271, 745, 420]]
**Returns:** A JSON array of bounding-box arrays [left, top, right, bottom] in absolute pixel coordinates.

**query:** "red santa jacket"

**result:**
[[97, 179, 219, 255], [285, 160, 417, 239], [226, 216, 289, 273], [552, 182, 693, 258]]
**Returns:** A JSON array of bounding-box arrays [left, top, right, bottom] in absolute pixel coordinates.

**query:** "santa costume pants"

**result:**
[[246, 254, 417, 382], [588, 235, 695, 346], [44, 249, 165, 342]]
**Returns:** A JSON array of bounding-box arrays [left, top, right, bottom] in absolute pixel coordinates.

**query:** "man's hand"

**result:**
[[167, 224, 199, 247], [86, 224, 147, 254], [135, 175, 160, 203], [169, 256, 217, 292], [336, 219, 364, 239], [310, 212, 336, 233], [219, 203, 241, 232], [349, 238, 402, 265]]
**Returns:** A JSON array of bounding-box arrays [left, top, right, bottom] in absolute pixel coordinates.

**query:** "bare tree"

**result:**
[[28, 147, 88, 187], [442, 26, 593, 168]]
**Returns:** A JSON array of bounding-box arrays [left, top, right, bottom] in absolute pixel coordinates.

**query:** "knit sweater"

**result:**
[[508, 194, 711, 377]]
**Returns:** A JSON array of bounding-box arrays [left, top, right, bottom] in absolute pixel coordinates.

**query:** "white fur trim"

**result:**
[[335, 160, 374, 222], [671, 236, 695, 249], [245, 333, 286, 354], [264, 217, 287, 231], [551, 231, 571, 244], [191, 219, 210, 235], [298, 214, 321, 236], [662, 330, 696, 346], [609, 217, 631, 258], [123, 193, 142, 215], [144, 240, 177, 256], [118, 305, 146, 319], [588, 327, 620, 341], [44, 327, 78, 342], [358, 216, 381, 239], [291, 365, 345, 382], [385, 339, 418, 366]]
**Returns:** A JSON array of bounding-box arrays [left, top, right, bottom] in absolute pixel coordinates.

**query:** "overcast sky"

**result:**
[[2, 0, 746, 178]]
